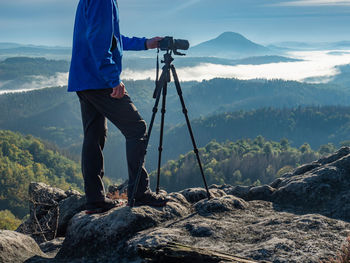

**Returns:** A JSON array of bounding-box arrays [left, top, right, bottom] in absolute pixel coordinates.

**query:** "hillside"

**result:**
[[0, 130, 84, 218], [0, 57, 69, 81], [183, 78, 350, 118], [151, 137, 323, 193], [158, 106, 350, 167], [1, 80, 350, 181]]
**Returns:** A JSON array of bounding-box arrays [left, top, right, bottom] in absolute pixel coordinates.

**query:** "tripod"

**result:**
[[130, 50, 211, 207]]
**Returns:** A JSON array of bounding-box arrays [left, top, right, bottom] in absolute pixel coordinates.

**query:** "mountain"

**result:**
[[0, 43, 71, 60], [189, 32, 272, 58]]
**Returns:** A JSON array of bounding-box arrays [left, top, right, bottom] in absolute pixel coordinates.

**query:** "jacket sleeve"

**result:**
[[122, 35, 148, 51], [85, 0, 121, 88]]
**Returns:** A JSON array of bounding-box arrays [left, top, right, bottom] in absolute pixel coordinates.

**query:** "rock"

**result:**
[[56, 197, 192, 260], [269, 178, 283, 188], [223, 185, 252, 199], [57, 195, 86, 236], [17, 182, 84, 244], [137, 242, 262, 263], [0, 230, 47, 262], [126, 201, 348, 263], [65, 189, 82, 197], [180, 187, 226, 203], [28, 182, 67, 209], [223, 147, 350, 221], [293, 163, 321, 175], [185, 222, 213, 237], [195, 195, 248, 215], [39, 237, 65, 258], [246, 185, 276, 201], [317, 146, 350, 165], [128, 228, 185, 251], [271, 151, 350, 216]]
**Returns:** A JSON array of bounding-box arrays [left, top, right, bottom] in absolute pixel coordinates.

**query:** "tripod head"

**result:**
[[152, 50, 176, 99]]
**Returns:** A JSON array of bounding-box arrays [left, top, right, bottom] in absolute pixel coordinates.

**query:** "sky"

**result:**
[[0, 0, 350, 47]]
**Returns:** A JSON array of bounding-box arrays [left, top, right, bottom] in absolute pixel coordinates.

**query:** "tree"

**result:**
[[0, 210, 22, 230]]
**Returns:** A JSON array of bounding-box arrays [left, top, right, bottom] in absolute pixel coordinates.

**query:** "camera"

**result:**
[[158, 36, 190, 53]]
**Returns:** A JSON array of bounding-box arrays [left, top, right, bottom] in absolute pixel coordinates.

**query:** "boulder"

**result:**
[[56, 196, 192, 260], [0, 230, 47, 262], [270, 148, 350, 219], [180, 187, 226, 203], [39, 237, 65, 258], [57, 194, 85, 236], [195, 195, 248, 215], [17, 182, 84, 244]]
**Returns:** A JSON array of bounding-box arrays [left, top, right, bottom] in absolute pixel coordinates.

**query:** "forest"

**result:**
[[0, 130, 84, 223], [150, 136, 336, 192], [1, 80, 350, 180], [159, 106, 350, 167]]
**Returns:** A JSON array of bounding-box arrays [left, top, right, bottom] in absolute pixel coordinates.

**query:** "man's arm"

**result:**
[[85, 0, 121, 88], [122, 36, 163, 51], [110, 37, 163, 99]]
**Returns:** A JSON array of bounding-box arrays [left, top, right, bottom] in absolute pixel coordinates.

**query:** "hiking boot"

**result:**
[[130, 190, 168, 207], [85, 198, 122, 214]]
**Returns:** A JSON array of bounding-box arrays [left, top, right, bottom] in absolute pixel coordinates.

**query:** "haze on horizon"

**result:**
[[0, 0, 350, 47]]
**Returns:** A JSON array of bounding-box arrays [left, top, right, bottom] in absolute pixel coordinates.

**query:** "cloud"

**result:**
[[170, 0, 201, 13], [122, 50, 350, 83], [275, 0, 350, 6], [0, 72, 68, 95]]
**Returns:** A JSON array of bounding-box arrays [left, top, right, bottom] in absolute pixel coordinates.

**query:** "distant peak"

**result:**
[[216, 32, 247, 40]]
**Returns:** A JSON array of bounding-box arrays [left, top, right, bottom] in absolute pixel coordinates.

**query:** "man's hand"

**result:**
[[110, 82, 126, 99], [146, 37, 163, 49]]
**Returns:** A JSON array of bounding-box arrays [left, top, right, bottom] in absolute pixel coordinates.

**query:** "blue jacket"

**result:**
[[68, 0, 147, 92]]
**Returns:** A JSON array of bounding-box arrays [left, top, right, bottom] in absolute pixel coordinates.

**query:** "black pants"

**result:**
[[77, 88, 150, 205]]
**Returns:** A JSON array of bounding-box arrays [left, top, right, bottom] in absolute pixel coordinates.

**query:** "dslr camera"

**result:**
[[158, 36, 189, 55]]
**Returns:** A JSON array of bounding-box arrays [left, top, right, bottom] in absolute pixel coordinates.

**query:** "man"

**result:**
[[68, 0, 167, 214]]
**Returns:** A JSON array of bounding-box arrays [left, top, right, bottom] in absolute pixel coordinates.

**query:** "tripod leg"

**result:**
[[170, 65, 211, 200], [129, 70, 166, 207], [156, 82, 168, 194]]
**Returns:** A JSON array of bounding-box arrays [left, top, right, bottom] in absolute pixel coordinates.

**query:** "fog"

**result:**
[[1, 50, 350, 95], [122, 50, 350, 83], [0, 72, 68, 95]]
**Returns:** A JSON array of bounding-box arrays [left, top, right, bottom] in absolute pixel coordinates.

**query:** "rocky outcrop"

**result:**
[[0, 230, 47, 262], [17, 183, 85, 243], [222, 147, 350, 220], [4, 147, 350, 262]]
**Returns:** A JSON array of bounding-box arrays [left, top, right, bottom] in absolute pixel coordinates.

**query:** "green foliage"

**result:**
[[161, 106, 350, 168], [0, 130, 83, 218], [2, 76, 350, 182], [151, 137, 321, 192], [0, 210, 22, 230]]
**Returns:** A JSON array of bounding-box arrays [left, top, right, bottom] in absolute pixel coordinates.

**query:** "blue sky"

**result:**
[[0, 0, 349, 46]]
